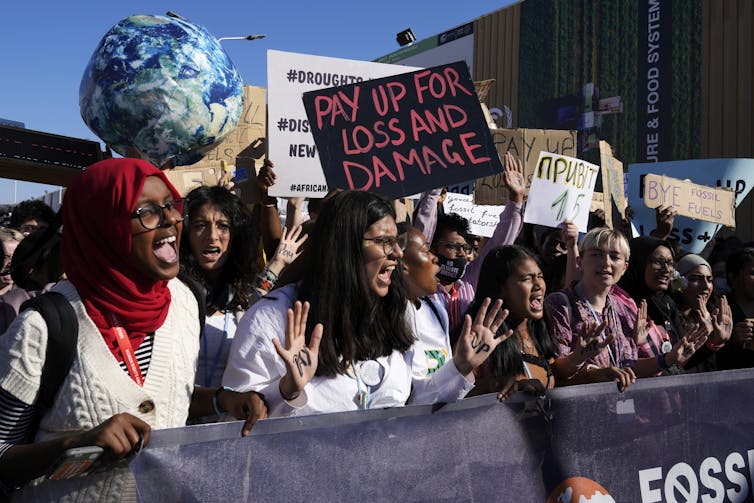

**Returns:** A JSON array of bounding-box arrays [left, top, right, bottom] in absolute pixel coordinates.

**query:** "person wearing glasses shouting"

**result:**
[[617, 236, 710, 376], [413, 151, 526, 332], [0, 158, 266, 500], [223, 191, 507, 416]]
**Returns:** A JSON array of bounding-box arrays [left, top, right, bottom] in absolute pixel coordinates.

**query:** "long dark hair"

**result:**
[[618, 236, 683, 339], [453, 245, 558, 378], [180, 185, 260, 313], [298, 190, 414, 377]]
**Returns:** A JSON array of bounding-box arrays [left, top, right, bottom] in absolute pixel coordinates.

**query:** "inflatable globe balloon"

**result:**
[[79, 14, 244, 167]]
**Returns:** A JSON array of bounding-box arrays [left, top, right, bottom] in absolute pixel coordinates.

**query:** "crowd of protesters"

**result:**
[[0, 152, 752, 499]]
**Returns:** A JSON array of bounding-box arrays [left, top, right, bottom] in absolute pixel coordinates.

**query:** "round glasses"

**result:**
[[132, 199, 186, 231], [363, 235, 404, 256]]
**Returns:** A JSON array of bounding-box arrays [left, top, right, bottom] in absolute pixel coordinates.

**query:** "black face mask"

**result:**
[[436, 253, 468, 281]]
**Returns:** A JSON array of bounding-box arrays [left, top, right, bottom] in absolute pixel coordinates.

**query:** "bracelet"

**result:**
[[213, 386, 234, 415], [263, 196, 278, 208], [705, 339, 725, 351], [254, 264, 279, 293]]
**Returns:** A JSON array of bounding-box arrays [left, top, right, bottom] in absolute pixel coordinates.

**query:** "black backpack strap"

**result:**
[[19, 292, 78, 411], [177, 271, 207, 338]]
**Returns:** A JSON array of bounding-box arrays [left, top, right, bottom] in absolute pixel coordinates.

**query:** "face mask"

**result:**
[[436, 253, 467, 281]]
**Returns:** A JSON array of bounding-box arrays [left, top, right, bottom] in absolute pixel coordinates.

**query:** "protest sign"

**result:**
[[189, 85, 267, 204], [163, 165, 224, 197], [442, 192, 504, 237], [643, 174, 736, 227], [523, 152, 600, 232], [627, 158, 754, 253], [267, 50, 419, 198], [599, 140, 627, 217], [302, 61, 504, 200], [473, 128, 578, 205]]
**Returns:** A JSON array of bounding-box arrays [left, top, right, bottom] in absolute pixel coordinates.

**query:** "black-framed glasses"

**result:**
[[648, 257, 674, 270], [363, 235, 402, 256], [132, 199, 185, 231], [437, 240, 472, 254]]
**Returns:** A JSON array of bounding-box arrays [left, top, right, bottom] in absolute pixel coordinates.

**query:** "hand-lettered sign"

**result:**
[[302, 60, 504, 200], [643, 174, 736, 227], [267, 50, 420, 198], [523, 152, 600, 232], [627, 159, 754, 253], [442, 192, 504, 238]]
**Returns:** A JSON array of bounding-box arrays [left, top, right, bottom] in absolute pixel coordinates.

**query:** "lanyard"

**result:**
[[448, 286, 460, 330], [576, 285, 621, 367], [202, 311, 231, 387], [108, 313, 144, 386], [647, 321, 672, 356]]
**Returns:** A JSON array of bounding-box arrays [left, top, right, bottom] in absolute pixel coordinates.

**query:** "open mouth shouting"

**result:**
[[153, 234, 178, 264]]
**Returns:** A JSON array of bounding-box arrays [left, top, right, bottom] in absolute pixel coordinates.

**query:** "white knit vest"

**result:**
[[0, 278, 200, 439]]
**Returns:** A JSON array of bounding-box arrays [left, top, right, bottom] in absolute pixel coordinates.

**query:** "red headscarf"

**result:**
[[62, 158, 181, 361]]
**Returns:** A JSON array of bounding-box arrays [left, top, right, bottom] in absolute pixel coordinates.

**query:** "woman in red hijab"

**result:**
[[0, 158, 272, 499]]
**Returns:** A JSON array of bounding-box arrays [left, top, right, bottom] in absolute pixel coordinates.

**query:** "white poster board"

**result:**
[[267, 50, 418, 198], [523, 152, 600, 232], [442, 192, 504, 238]]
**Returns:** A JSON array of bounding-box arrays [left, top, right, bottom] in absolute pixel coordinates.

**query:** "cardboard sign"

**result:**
[[523, 152, 600, 232], [627, 158, 754, 253], [643, 174, 736, 227], [164, 165, 224, 197], [302, 61, 504, 200], [190, 85, 267, 204], [267, 50, 420, 198], [442, 192, 504, 238], [473, 128, 578, 205]]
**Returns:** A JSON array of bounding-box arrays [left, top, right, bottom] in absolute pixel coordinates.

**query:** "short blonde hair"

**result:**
[[0, 226, 23, 244], [579, 227, 630, 261]]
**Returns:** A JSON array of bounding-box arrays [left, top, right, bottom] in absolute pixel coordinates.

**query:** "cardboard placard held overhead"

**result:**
[[643, 174, 736, 228], [523, 151, 600, 232], [164, 165, 225, 197], [473, 128, 578, 205], [599, 140, 627, 228], [302, 60, 504, 200], [190, 85, 267, 204]]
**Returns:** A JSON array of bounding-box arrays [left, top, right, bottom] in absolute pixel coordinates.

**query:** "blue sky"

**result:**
[[0, 1, 514, 204]]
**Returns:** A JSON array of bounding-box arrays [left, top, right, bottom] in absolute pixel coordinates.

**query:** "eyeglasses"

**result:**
[[363, 235, 402, 256], [437, 241, 472, 254], [648, 257, 675, 270], [132, 199, 185, 231]]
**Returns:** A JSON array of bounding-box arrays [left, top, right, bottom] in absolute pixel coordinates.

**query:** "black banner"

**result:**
[[302, 61, 504, 200]]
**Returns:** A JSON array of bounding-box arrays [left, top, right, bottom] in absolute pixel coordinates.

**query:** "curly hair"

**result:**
[[180, 186, 261, 313]]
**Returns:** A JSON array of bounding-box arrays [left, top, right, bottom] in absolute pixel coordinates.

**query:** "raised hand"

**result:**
[[667, 323, 708, 367], [272, 301, 323, 401], [632, 299, 649, 346], [257, 159, 278, 195], [503, 151, 526, 203], [558, 220, 580, 250], [452, 298, 512, 377], [574, 319, 612, 362], [270, 225, 308, 268], [651, 204, 676, 240], [708, 295, 733, 347]]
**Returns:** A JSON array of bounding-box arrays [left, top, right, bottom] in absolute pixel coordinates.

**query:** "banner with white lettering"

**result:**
[[267, 50, 419, 198], [627, 158, 754, 253], [637, 0, 673, 163], [128, 369, 754, 502]]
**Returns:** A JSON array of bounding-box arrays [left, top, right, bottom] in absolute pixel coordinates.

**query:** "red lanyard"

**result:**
[[109, 313, 144, 386], [448, 286, 459, 330]]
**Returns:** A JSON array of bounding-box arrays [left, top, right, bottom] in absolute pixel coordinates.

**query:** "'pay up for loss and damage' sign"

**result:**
[[643, 174, 736, 228], [523, 151, 600, 232], [302, 61, 504, 200]]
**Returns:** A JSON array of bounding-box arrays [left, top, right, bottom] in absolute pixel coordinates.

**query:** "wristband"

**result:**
[[213, 386, 234, 415]]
